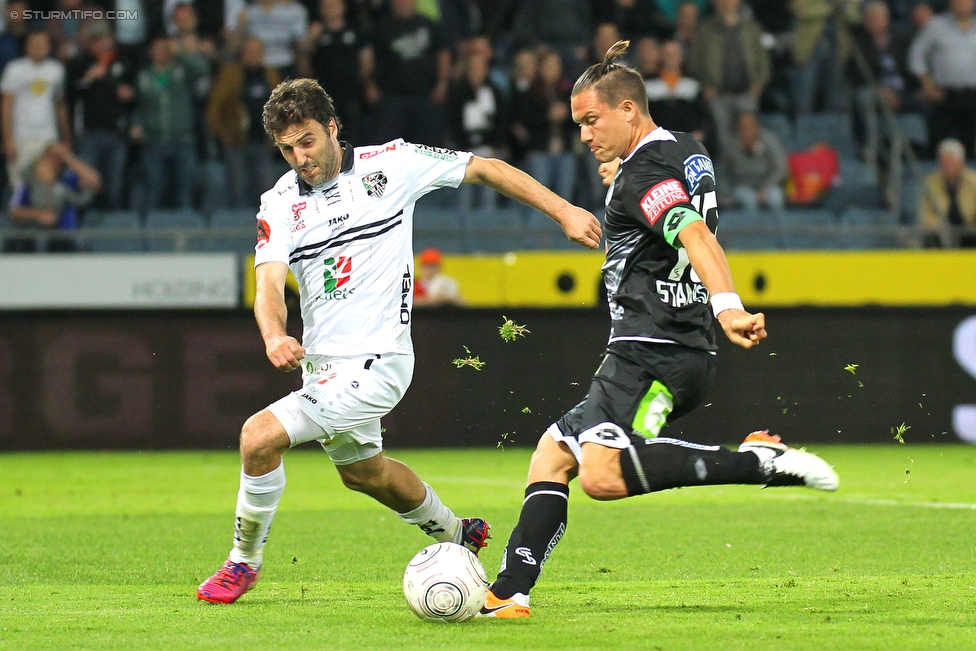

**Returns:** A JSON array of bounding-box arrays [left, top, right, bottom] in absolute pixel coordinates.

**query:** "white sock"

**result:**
[[397, 483, 460, 543], [228, 462, 286, 569]]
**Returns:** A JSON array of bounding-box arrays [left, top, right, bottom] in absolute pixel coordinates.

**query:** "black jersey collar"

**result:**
[[297, 141, 355, 195]]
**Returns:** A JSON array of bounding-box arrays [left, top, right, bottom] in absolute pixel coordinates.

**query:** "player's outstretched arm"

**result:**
[[677, 220, 767, 349], [254, 261, 305, 371], [461, 155, 602, 249]]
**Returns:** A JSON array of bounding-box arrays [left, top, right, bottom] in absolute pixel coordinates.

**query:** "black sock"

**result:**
[[490, 481, 569, 599], [619, 438, 764, 496]]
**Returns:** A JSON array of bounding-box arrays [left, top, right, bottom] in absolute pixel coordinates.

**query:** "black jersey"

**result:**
[[602, 128, 719, 353]]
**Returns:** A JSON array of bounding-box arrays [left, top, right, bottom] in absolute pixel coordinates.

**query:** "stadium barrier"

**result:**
[[1, 307, 974, 450]]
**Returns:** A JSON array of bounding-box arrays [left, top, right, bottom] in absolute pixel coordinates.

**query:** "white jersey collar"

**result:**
[[621, 127, 676, 163]]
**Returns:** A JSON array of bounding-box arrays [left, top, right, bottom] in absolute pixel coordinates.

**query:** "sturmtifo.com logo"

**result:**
[[14, 9, 140, 19], [322, 256, 354, 300]]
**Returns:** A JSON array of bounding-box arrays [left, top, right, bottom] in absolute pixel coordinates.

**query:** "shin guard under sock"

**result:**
[[491, 481, 568, 599], [620, 437, 764, 496]]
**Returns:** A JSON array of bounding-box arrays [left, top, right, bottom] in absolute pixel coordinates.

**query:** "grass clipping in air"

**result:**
[[452, 345, 485, 370], [499, 316, 530, 342]]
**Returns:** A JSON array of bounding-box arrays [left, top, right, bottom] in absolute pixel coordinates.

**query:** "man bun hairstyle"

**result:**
[[572, 39, 649, 114], [263, 78, 342, 137]]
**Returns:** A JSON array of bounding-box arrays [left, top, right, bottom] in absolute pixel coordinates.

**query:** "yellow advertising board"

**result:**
[[243, 250, 976, 308]]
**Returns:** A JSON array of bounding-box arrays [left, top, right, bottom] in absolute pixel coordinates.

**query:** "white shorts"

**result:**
[[266, 352, 414, 466]]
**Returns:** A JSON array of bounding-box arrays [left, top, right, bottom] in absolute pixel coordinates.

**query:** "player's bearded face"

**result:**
[[276, 119, 342, 187]]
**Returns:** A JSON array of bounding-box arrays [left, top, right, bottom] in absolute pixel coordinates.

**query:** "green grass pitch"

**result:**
[[2, 445, 976, 651]]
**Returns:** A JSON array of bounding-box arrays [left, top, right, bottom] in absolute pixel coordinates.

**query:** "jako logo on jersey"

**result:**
[[322, 256, 355, 300], [358, 142, 397, 159], [256, 219, 271, 248], [291, 201, 306, 221], [361, 172, 388, 198], [640, 179, 689, 225], [683, 154, 714, 194]]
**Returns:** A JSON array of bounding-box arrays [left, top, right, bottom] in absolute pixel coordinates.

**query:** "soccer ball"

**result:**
[[403, 542, 488, 623]]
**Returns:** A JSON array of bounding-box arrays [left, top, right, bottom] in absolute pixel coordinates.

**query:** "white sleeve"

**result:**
[[0, 61, 20, 94], [908, 23, 934, 78], [253, 194, 293, 266], [399, 142, 473, 204]]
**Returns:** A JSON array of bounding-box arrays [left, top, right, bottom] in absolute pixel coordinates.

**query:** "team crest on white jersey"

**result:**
[[362, 172, 388, 198]]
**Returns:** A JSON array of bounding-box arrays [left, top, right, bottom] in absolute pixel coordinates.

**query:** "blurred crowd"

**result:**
[[0, 0, 974, 243]]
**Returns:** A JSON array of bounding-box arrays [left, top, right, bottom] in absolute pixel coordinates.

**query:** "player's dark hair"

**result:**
[[571, 40, 649, 115], [263, 78, 342, 137]]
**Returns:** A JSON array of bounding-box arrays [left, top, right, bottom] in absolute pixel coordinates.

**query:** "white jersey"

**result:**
[[254, 139, 472, 357]]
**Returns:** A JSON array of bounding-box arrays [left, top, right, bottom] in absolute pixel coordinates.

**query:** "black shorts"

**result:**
[[548, 340, 716, 461]]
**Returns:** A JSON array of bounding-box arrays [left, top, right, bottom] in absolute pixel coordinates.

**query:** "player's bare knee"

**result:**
[[578, 468, 626, 500], [527, 435, 578, 484], [338, 470, 370, 493], [240, 412, 286, 463]]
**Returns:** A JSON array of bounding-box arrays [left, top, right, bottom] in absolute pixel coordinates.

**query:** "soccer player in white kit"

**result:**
[[197, 78, 603, 604]]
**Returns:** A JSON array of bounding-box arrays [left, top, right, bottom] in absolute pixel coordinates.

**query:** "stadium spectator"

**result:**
[[365, 0, 451, 146], [233, 0, 309, 78], [207, 37, 282, 209], [130, 36, 209, 210], [687, 0, 771, 154], [438, 0, 482, 51], [634, 35, 661, 80], [512, 50, 577, 207], [908, 0, 976, 158], [169, 2, 218, 163], [920, 138, 976, 247], [114, 0, 149, 62], [46, 0, 102, 61], [0, 2, 31, 75], [301, 0, 372, 145], [790, 0, 861, 113], [447, 50, 508, 209], [721, 110, 788, 212], [66, 21, 136, 209], [5, 141, 100, 253], [910, 2, 936, 41], [646, 40, 713, 151], [170, 3, 220, 65], [657, 0, 707, 26], [513, 0, 592, 75], [164, 0, 234, 41], [587, 23, 622, 70], [593, 0, 671, 41], [673, 1, 700, 55], [849, 1, 916, 113], [413, 248, 465, 306], [507, 47, 537, 164], [1, 30, 71, 188]]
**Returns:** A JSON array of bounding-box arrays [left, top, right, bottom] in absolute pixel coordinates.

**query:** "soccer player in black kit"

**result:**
[[480, 41, 840, 619]]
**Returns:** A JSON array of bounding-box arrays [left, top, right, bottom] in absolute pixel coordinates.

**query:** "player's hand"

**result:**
[[717, 309, 767, 349], [597, 158, 620, 186], [559, 205, 602, 249], [265, 334, 305, 371]]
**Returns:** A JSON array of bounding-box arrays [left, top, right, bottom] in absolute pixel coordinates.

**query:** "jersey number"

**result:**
[[691, 191, 719, 229]]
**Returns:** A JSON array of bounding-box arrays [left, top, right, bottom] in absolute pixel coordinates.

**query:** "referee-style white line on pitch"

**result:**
[[771, 493, 976, 511]]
